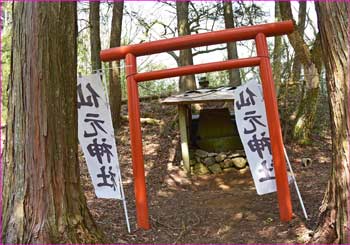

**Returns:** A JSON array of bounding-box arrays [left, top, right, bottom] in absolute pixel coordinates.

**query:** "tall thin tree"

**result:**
[[89, 1, 102, 71], [2, 2, 104, 243], [312, 2, 349, 243], [109, 1, 124, 130], [272, 2, 282, 94], [223, 1, 241, 86], [291, 2, 306, 83], [279, 2, 321, 144], [176, 1, 196, 92]]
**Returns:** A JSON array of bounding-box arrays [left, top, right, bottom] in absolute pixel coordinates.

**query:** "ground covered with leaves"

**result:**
[[80, 100, 331, 244]]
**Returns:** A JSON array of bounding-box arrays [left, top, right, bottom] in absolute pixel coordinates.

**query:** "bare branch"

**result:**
[[193, 46, 227, 56]]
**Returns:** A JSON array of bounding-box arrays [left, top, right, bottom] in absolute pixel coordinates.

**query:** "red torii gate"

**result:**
[[100, 20, 294, 230]]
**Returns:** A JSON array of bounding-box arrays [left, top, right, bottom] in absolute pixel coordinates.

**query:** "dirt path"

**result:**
[[80, 102, 331, 244]]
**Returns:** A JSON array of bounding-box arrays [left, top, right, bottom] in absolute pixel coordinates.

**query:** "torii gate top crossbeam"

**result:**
[[100, 21, 293, 61]]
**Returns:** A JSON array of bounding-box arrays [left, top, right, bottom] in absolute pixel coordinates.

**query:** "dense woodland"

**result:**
[[1, 1, 349, 244]]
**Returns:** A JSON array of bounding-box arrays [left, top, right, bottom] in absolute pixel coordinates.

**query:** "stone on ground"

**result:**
[[195, 149, 208, 158], [232, 157, 247, 169], [193, 163, 209, 175], [208, 163, 223, 174], [215, 153, 227, 162], [203, 157, 216, 166]]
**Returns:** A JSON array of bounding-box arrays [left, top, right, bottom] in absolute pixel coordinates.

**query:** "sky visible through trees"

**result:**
[[77, 1, 317, 86]]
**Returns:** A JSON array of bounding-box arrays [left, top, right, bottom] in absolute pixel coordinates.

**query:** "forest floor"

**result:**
[[80, 100, 331, 244]]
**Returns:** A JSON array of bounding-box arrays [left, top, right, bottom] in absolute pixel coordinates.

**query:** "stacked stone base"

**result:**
[[190, 149, 248, 175]]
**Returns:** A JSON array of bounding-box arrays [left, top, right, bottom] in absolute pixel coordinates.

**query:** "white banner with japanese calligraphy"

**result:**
[[234, 79, 283, 195], [77, 73, 122, 199]]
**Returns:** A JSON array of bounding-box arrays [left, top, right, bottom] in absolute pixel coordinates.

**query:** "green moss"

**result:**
[[292, 86, 320, 144], [196, 108, 243, 152], [197, 136, 243, 153]]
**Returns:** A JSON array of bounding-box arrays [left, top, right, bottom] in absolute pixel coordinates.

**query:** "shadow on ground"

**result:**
[[79, 102, 331, 244]]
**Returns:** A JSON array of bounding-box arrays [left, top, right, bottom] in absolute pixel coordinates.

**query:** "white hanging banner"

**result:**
[[234, 79, 289, 195], [77, 73, 122, 199]]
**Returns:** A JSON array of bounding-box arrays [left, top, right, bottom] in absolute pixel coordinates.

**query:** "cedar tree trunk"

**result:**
[[109, 1, 124, 130], [2, 2, 104, 243], [223, 1, 241, 87], [279, 1, 320, 144], [176, 1, 196, 92], [272, 2, 282, 95], [89, 1, 102, 71], [311, 2, 350, 243], [291, 1, 306, 83]]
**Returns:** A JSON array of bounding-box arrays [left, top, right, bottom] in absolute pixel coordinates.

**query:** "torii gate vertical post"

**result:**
[[125, 53, 150, 229], [100, 20, 294, 230], [255, 33, 293, 221]]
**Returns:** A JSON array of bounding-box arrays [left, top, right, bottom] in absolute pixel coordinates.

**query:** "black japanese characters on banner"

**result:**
[[234, 79, 277, 195], [77, 74, 122, 199]]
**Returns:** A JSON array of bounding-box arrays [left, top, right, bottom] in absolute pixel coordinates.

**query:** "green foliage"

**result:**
[[77, 30, 90, 75], [138, 80, 176, 98], [205, 71, 229, 88], [130, 62, 176, 98]]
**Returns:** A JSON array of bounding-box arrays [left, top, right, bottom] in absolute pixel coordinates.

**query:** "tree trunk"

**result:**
[[89, 1, 101, 71], [109, 1, 124, 130], [272, 2, 282, 95], [279, 1, 320, 144], [2, 2, 104, 243], [311, 2, 349, 243], [223, 1, 241, 87], [291, 2, 307, 83], [176, 1, 196, 92]]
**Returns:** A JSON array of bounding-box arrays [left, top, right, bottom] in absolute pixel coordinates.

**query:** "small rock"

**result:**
[[301, 158, 312, 167], [207, 152, 218, 157], [203, 157, 216, 166], [195, 149, 208, 158], [232, 212, 244, 221], [223, 167, 236, 172], [228, 153, 241, 158], [116, 239, 128, 243], [195, 156, 201, 163], [208, 163, 223, 174], [215, 153, 227, 162], [229, 150, 246, 158], [220, 159, 234, 169], [193, 163, 209, 175], [238, 166, 249, 174], [232, 157, 247, 169], [245, 211, 258, 221]]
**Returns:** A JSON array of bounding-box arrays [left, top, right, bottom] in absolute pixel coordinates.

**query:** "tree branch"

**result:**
[[193, 46, 226, 56], [278, 2, 312, 65]]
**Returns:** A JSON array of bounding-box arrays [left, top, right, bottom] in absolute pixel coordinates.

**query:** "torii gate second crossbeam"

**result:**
[[100, 20, 294, 230]]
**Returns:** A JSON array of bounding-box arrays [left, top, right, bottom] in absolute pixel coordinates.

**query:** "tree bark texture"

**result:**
[[109, 1, 124, 131], [176, 1, 196, 92], [223, 1, 241, 87], [272, 2, 282, 95], [2, 2, 104, 243], [291, 2, 306, 83], [312, 2, 349, 243], [89, 1, 102, 71], [279, 1, 320, 144]]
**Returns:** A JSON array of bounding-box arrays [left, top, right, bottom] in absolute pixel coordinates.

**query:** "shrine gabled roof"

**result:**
[[161, 86, 236, 105]]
